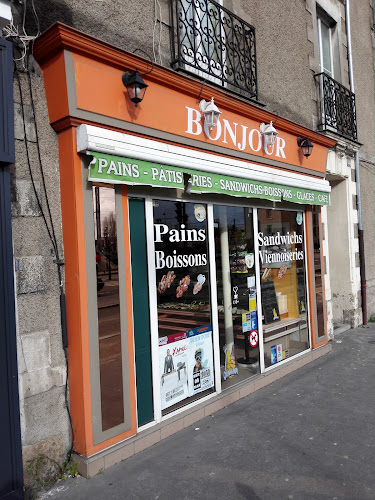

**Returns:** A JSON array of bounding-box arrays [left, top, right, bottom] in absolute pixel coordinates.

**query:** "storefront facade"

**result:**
[[33, 23, 336, 473]]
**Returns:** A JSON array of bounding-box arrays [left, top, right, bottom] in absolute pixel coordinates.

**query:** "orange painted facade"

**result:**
[[72, 52, 327, 172], [58, 128, 137, 457], [33, 22, 334, 457]]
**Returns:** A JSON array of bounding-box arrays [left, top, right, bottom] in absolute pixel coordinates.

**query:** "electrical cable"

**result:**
[[14, 64, 57, 255], [152, 0, 158, 63], [3, 15, 29, 69], [22, 0, 27, 36], [63, 347, 74, 464], [26, 56, 58, 251], [157, 0, 163, 65], [8, 0, 74, 463], [14, 57, 75, 463], [31, 0, 40, 37]]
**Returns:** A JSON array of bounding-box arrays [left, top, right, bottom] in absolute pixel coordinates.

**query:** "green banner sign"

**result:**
[[87, 152, 330, 206]]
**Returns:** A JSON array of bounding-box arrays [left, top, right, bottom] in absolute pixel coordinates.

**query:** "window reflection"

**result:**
[[93, 186, 124, 431], [153, 200, 215, 414], [214, 205, 260, 390], [258, 209, 309, 368]]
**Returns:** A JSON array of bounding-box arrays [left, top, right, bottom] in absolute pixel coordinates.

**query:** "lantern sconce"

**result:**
[[297, 137, 314, 158], [122, 69, 148, 106], [199, 97, 221, 130], [260, 121, 278, 154], [122, 50, 154, 107], [184, 173, 193, 194]]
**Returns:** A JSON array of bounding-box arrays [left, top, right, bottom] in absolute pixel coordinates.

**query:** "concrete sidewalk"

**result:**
[[39, 326, 375, 500]]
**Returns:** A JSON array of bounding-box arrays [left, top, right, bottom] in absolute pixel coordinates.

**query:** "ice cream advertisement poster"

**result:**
[[223, 342, 239, 380], [186, 325, 214, 397], [159, 326, 213, 409]]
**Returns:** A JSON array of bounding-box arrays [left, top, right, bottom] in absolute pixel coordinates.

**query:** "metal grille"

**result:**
[[315, 72, 357, 141], [171, 0, 258, 100]]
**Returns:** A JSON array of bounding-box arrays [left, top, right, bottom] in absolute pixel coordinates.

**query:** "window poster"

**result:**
[[154, 200, 210, 314], [159, 326, 214, 410], [187, 325, 214, 397], [159, 333, 189, 410]]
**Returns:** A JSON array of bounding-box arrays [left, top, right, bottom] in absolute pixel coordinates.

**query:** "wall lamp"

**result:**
[[199, 97, 221, 130], [297, 137, 314, 158], [122, 69, 148, 107], [260, 121, 278, 153], [183, 173, 193, 194], [122, 50, 154, 107]]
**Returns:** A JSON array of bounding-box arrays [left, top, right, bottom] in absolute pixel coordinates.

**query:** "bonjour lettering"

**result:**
[[185, 106, 286, 157]]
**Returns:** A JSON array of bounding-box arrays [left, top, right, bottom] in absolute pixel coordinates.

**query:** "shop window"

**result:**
[[258, 209, 309, 368], [153, 200, 215, 414], [93, 186, 124, 431], [213, 205, 260, 389]]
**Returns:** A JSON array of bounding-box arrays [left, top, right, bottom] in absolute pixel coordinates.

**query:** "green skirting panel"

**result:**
[[128, 198, 154, 426]]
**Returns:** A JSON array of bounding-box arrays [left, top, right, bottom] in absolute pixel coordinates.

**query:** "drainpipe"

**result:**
[[345, 0, 368, 325]]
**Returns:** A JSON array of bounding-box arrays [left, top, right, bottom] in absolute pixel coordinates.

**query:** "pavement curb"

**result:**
[[73, 342, 332, 478]]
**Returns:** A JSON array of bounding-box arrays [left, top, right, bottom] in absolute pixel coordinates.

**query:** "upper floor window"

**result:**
[[171, 0, 258, 100], [316, 8, 340, 81], [314, 6, 357, 140], [317, 16, 333, 76]]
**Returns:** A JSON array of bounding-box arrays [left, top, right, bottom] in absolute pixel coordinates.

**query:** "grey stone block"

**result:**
[[21, 366, 66, 399], [22, 435, 64, 490], [11, 179, 41, 217], [21, 386, 70, 450], [14, 102, 37, 142], [16, 256, 46, 294], [17, 335, 27, 375], [20, 330, 51, 372]]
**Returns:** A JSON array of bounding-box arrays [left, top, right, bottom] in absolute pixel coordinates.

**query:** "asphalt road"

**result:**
[[39, 325, 375, 500]]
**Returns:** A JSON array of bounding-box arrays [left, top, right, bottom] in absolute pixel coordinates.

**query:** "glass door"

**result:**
[[258, 209, 309, 368], [153, 200, 215, 414], [213, 205, 260, 390]]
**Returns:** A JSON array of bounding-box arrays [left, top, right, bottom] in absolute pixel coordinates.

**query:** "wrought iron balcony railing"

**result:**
[[314, 72, 357, 141], [170, 0, 258, 100]]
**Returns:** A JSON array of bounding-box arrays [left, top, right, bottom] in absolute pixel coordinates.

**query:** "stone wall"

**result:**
[[350, 0, 375, 321], [11, 69, 70, 482]]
